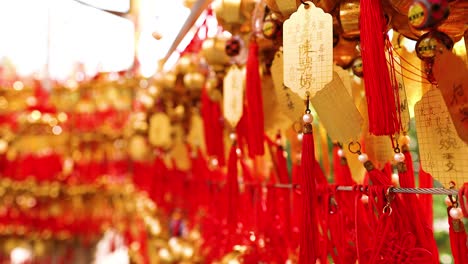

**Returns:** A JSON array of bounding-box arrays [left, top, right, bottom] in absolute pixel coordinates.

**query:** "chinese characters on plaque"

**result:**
[[223, 65, 245, 127], [415, 88, 468, 187], [271, 50, 305, 122], [283, 2, 333, 99], [433, 48, 468, 143]]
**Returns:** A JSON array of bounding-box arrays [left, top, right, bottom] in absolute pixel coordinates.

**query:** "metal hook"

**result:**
[[305, 92, 311, 114], [300, 0, 310, 7], [348, 141, 362, 155], [390, 136, 400, 153], [383, 187, 395, 216]]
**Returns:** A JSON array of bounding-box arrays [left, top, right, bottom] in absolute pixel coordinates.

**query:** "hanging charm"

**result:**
[[360, 0, 401, 136], [415, 87, 468, 187], [433, 45, 468, 144], [149, 112, 172, 149], [223, 65, 245, 128], [271, 49, 305, 122], [298, 93, 320, 264], [283, 1, 333, 99], [310, 72, 363, 144]]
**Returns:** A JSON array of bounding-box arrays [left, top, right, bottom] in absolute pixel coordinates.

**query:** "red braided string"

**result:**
[[360, 0, 401, 135]]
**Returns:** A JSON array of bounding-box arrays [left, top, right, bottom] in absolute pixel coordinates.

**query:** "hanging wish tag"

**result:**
[[415, 88, 468, 187], [170, 124, 190, 170], [223, 65, 245, 127], [334, 65, 352, 96], [310, 72, 363, 143], [433, 48, 468, 143], [359, 98, 394, 169], [283, 1, 333, 99], [271, 50, 305, 122], [187, 112, 206, 153], [393, 56, 411, 133], [149, 112, 171, 149]]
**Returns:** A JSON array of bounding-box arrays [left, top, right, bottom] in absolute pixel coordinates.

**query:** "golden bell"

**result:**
[[201, 37, 230, 69], [309, 0, 339, 13], [437, 0, 468, 43], [183, 72, 206, 90], [176, 55, 194, 75], [162, 72, 177, 89], [388, 0, 413, 15], [339, 0, 360, 40]]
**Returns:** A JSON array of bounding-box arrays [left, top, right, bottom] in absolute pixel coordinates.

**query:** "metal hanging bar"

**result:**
[[238, 182, 458, 195]]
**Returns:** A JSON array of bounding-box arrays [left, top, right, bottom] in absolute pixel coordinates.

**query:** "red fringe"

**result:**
[[333, 146, 355, 186], [299, 132, 319, 263], [201, 86, 225, 165], [359, 0, 400, 135], [226, 141, 240, 236], [275, 137, 293, 251], [419, 168, 434, 227], [399, 151, 439, 263], [245, 40, 265, 156], [448, 207, 468, 264]]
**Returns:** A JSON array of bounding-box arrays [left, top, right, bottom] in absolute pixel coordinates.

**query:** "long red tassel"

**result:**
[[399, 150, 439, 263], [419, 168, 434, 226], [448, 206, 468, 264], [275, 134, 292, 250], [245, 39, 265, 157], [201, 86, 225, 165], [333, 145, 355, 186], [299, 121, 319, 263], [226, 139, 240, 237], [360, 0, 400, 135]]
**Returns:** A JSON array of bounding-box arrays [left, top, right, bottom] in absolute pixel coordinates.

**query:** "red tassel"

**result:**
[[333, 146, 355, 186], [418, 168, 434, 226], [245, 40, 265, 157], [399, 151, 440, 263], [360, 0, 400, 135], [275, 135, 293, 251], [201, 86, 225, 165], [299, 129, 319, 263], [448, 207, 468, 264], [226, 140, 240, 235]]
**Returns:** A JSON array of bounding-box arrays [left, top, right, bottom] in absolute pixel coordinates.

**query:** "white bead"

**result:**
[[394, 152, 405, 163], [449, 207, 464, 220], [445, 196, 453, 207], [236, 148, 242, 157], [361, 195, 369, 204], [229, 133, 237, 141], [358, 153, 368, 163], [337, 149, 344, 157], [297, 133, 303, 142], [302, 113, 313, 124]]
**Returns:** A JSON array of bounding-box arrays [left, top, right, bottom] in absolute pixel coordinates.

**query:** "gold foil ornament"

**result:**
[[339, 0, 360, 39], [183, 72, 205, 90], [149, 113, 171, 149], [201, 36, 231, 71]]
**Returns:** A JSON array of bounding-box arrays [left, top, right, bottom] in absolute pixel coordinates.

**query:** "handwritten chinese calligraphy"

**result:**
[[271, 50, 304, 122], [415, 88, 468, 187], [433, 47, 468, 143], [223, 66, 245, 127], [283, 2, 333, 99]]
